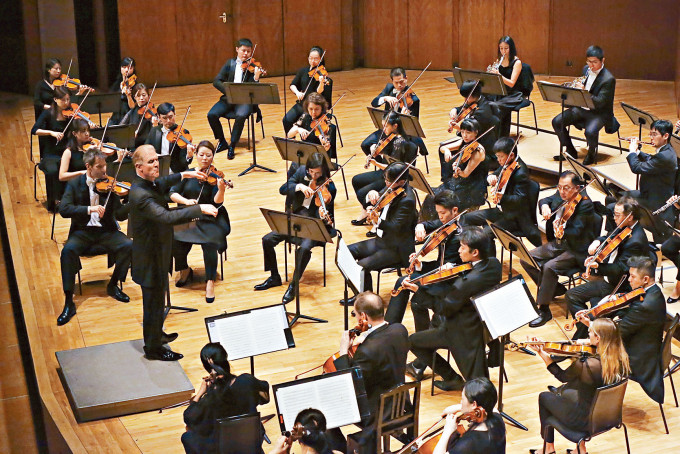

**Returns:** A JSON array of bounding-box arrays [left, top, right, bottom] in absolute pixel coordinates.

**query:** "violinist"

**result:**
[[108, 57, 137, 124], [117, 83, 156, 147], [565, 197, 649, 340], [287, 92, 337, 159], [182, 342, 270, 454], [462, 137, 541, 249], [574, 256, 666, 405], [528, 318, 629, 454], [58, 118, 91, 183], [170, 141, 231, 304], [56, 149, 132, 326], [343, 162, 417, 300], [282, 46, 332, 134], [208, 38, 262, 159], [361, 67, 428, 158], [551, 45, 617, 165], [406, 228, 502, 390], [430, 378, 506, 454], [351, 112, 417, 226], [33, 58, 91, 120], [255, 152, 336, 304], [521, 171, 595, 328], [385, 190, 462, 325], [269, 409, 345, 454], [32, 86, 73, 211], [146, 102, 196, 173], [333, 292, 409, 454]]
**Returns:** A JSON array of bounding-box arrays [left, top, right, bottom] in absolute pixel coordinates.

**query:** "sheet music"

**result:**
[[473, 278, 538, 339], [207, 305, 290, 360], [275, 372, 361, 430], [336, 237, 364, 292]]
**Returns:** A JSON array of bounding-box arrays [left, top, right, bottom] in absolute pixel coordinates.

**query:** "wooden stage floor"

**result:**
[[3, 68, 680, 453]]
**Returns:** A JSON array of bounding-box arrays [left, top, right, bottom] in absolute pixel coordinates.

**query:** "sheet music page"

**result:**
[[474, 278, 537, 339], [336, 237, 363, 292]]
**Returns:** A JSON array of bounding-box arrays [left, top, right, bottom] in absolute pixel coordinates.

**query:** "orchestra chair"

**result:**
[[511, 63, 539, 136], [542, 378, 630, 454], [658, 314, 680, 434], [329, 112, 344, 147], [75, 247, 118, 296], [429, 347, 508, 397], [216, 412, 263, 454], [284, 239, 327, 287], [226, 106, 265, 151], [375, 262, 407, 295]]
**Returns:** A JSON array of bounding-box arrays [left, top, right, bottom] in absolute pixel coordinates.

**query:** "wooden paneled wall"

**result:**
[[117, 0, 680, 87]]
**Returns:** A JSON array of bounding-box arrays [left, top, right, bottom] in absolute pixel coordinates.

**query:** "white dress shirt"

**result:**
[[234, 59, 244, 83], [85, 176, 102, 227]]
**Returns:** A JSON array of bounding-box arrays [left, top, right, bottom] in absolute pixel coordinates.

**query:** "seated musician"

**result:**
[[108, 56, 137, 124], [58, 118, 91, 183], [447, 79, 499, 170], [269, 409, 344, 454], [661, 202, 680, 303], [207, 38, 262, 159], [527, 318, 629, 454], [182, 342, 269, 454], [575, 256, 666, 406], [342, 162, 417, 303], [551, 45, 617, 165], [254, 152, 336, 304], [334, 291, 409, 454], [361, 67, 428, 158], [565, 197, 649, 340], [287, 91, 337, 159], [385, 189, 462, 325], [462, 137, 542, 250], [57, 149, 132, 325], [282, 46, 332, 134], [145, 102, 196, 173], [520, 171, 596, 328], [351, 111, 417, 226], [118, 83, 156, 147], [170, 141, 231, 304], [430, 378, 506, 454], [406, 227, 502, 391]]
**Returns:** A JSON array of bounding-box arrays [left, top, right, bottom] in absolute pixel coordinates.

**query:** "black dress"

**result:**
[[441, 146, 488, 209], [446, 415, 506, 454], [108, 76, 134, 124], [32, 110, 70, 207], [33, 79, 54, 120], [282, 66, 333, 133], [64, 148, 86, 178], [118, 104, 153, 147], [493, 57, 529, 136], [181, 373, 269, 454]]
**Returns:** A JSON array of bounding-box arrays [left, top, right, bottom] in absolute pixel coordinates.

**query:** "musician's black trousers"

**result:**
[[564, 278, 615, 340]]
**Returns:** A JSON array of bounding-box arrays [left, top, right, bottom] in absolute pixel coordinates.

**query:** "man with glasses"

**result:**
[[551, 45, 617, 165]]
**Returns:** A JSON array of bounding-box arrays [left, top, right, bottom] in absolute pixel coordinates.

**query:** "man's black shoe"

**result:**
[[282, 283, 296, 303], [215, 140, 229, 153], [57, 302, 76, 326], [434, 376, 465, 391], [529, 307, 553, 328], [107, 284, 130, 303], [227, 146, 235, 160], [366, 231, 377, 238], [553, 149, 577, 161], [582, 153, 596, 166], [145, 348, 183, 361], [161, 332, 178, 344], [405, 361, 426, 381], [339, 295, 356, 306], [254, 275, 282, 291]]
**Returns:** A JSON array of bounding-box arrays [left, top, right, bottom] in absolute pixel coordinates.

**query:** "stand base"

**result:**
[[238, 163, 277, 177], [164, 305, 198, 318], [287, 311, 328, 327], [500, 411, 528, 431]]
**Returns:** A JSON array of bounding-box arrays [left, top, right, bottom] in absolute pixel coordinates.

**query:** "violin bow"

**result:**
[[65, 57, 73, 82], [242, 44, 258, 82], [393, 61, 431, 112], [371, 156, 417, 209], [169, 105, 191, 158], [449, 125, 495, 165], [548, 179, 596, 218], [57, 89, 92, 143], [136, 81, 157, 137], [301, 49, 327, 100], [312, 154, 355, 196]]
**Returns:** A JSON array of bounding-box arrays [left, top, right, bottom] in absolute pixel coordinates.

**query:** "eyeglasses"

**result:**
[[557, 185, 575, 191]]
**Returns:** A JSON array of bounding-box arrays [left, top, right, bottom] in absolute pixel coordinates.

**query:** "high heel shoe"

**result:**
[[351, 217, 369, 226], [205, 295, 215, 303], [175, 268, 193, 287], [205, 281, 215, 303], [667, 295, 680, 304]]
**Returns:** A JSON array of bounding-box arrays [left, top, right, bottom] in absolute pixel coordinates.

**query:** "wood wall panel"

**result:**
[[407, 0, 453, 70], [676, 5, 680, 117], [505, 0, 550, 74], [340, 0, 355, 70], [232, 0, 284, 76], [457, 0, 504, 71], [362, 0, 408, 69]]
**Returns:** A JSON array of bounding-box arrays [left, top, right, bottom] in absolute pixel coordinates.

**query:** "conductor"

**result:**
[[129, 145, 218, 361]]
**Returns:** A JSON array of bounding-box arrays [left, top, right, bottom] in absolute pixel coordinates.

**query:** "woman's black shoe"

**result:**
[[667, 295, 680, 304], [351, 218, 369, 226]]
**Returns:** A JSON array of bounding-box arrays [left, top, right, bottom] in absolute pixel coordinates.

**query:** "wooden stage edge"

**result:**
[[2, 68, 680, 453]]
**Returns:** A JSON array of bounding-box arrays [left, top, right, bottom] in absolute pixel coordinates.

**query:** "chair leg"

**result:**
[[220, 253, 224, 281], [531, 100, 539, 134], [77, 270, 82, 295], [34, 164, 39, 201], [332, 115, 343, 147], [669, 367, 678, 407], [622, 423, 631, 454], [260, 117, 265, 139], [323, 245, 326, 287], [29, 134, 34, 163], [431, 351, 437, 396], [515, 109, 520, 137], [284, 240, 289, 282], [503, 367, 508, 383], [51, 205, 58, 241], [659, 403, 669, 434], [340, 166, 349, 200], [617, 130, 623, 154], [424, 154, 429, 174], [376, 270, 380, 294]]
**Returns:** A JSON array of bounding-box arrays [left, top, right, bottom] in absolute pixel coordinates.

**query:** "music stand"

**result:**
[[260, 208, 332, 326], [383, 154, 432, 210], [223, 82, 280, 176], [671, 134, 680, 157], [565, 154, 612, 197], [335, 231, 365, 330], [620, 102, 658, 140], [73, 92, 121, 126], [488, 221, 539, 279], [90, 124, 136, 150], [537, 81, 595, 174], [273, 137, 330, 173], [453, 68, 508, 96], [367, 107, 426, 138]]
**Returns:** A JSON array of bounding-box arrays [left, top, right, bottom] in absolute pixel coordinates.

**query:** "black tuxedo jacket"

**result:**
[[581, 65, 616, 131], [145, 125, 193, 174], [493, 157, 532, 220], [376, 185, 418, 261], [590, 223, 649, 285], [59, 174, 129, 236], [420, 219, 461, 265], [129, 174, 203, 287], [539, 190, 596, 256], [213, 58, 258, 102], [627, 143, 678, 212], [617, 284, 666, 403], [281, 165, 337, 224], [371, 83, 421, 118]]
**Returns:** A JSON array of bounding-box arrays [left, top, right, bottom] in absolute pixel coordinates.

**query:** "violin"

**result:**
[[62, 103, 97, 127], [564, 287, 644, 331], [95, 175, 131, 197], [396, 86, 415, 114], [582, 216, 635, 279], [309, 114, 331, 145], [321, 320, 370, 374], [508, 341, 597, 357], [553, 193, 583, 240], [492, 144, 519, 204], [122, 73, 137, 91], [54, 74, 94, 92], [367, 186, 405, 225], [449, 126, 494, 167], [309, 178, 333, 225], [407, 210, 469, 274], [138, 102, 158, 120], [83, 138, 129, 157], [202, 165, 234, 188], [308, 64, 330, 85], [391, 263, 472, 297], [241, 58, 267, 76], [365, 133, 397, 168], [166, 126, 194, 148], [448, 101, 478, 133]]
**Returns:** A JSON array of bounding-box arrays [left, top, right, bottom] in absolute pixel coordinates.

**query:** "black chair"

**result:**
[[659, 314, 680, 434], [226, 106, 265, 151], [542, 379, 630, 454], [284, 239, 327, 287], [75, 245, 118, 295], [216, 411, 263, 454], [511, 63, 538, 136]]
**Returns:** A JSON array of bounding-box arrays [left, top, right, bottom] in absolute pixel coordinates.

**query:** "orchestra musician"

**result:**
[[269, 409, 344, 454], [282, 46, 332, 134], [254, 152, 336, 304], [520, 171, 596, 328], [551, 45, 617, 165], [462, 137, 542, 250], [58, 118, 91, 183], [660, 203, 680, 303], [527, 318, 630, 454], [575, 256, 666, 405], [33, 58, 90, 120], [385, 189, 462, 325], [108, 56, 137, 124], [342, 162, 417, 303], [207, 38, 262, 160], [170, 141, 231, 304], [287, 92, 337, 159], [431, 378, 506, 454], [406, 227, 502, 390], [565, 197, 649, 340], [146, 102, 196, 173], [182, 342, 270, 454], [56, 149, 132, 326], [334, 292, 409, 454], [129, 145, 218, 361], [118, 83, 156, 147]]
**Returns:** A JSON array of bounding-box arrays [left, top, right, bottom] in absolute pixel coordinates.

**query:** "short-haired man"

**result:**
[[146, 102, 196, 173]]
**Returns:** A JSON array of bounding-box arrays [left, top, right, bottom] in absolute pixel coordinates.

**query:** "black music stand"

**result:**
[[260, 208, 332, 327], [367, 107, 426, 139], [453, 67, 508, 96], [335, 231, 364, 330], [384, 154, 433, 210], [488, 221, 540, 280], [223, 82, 280, 176], [565, 154, 612, 197], [537, 81, 595, 174], [90, 124, 136, 150], [620, 102, 658, 140], [273, 137, 329, 174], [73, 92, 121, 126]]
